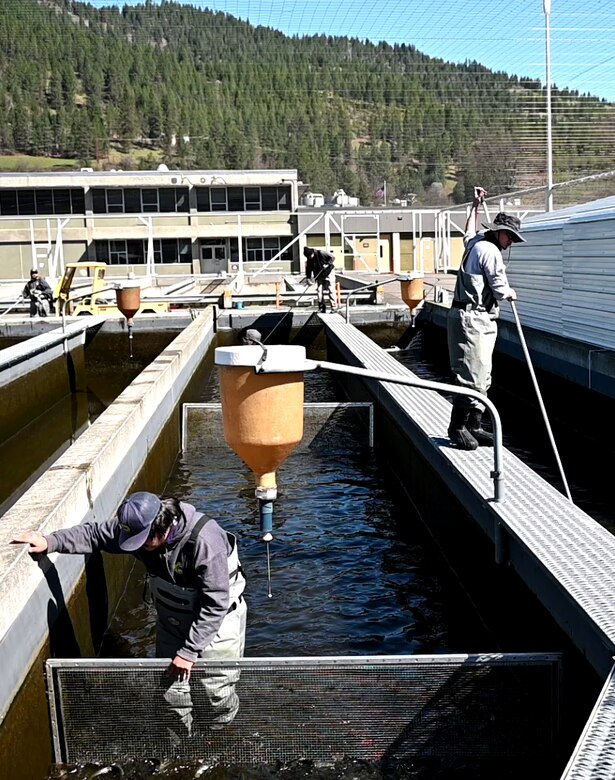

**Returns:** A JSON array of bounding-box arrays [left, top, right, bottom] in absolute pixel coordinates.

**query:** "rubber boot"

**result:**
[[467, 409, 493, 446], [447, 406, 478, 451]]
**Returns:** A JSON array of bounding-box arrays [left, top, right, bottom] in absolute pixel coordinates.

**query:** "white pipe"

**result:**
[[544, 0, 554, 212], [257, 355, 505, 502]]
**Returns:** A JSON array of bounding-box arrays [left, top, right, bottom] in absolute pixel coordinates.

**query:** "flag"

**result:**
[[375, 183, 385, 200]]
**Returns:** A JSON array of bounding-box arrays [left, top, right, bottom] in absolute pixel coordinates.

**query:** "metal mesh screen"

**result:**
[[182, 402, 373, 452], [47, 654, 560, 769]]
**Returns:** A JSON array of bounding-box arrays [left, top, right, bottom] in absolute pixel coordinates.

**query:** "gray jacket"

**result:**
[[45, 502, 237, 662], [452, 231, 515, 315]]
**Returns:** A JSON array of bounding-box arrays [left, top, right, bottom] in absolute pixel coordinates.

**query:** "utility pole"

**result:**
[[544, 0, 554, 212]]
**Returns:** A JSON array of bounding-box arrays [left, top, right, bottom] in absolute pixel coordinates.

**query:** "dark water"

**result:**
[[102, 363, 491, 660], [53, 338, 568, 779], [0, 331, 176, 515]]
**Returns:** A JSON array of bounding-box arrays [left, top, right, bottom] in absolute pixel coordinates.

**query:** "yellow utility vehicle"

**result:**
[[55, 262, 169, 316]]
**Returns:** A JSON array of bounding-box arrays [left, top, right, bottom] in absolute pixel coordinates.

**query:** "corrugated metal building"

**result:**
[[504, 196, 615, 349]]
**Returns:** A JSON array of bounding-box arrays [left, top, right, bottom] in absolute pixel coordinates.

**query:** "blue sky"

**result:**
[[90, 0, 615, 102]]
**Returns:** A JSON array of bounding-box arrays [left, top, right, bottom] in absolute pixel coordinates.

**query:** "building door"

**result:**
[[200, 242, 227, 274]]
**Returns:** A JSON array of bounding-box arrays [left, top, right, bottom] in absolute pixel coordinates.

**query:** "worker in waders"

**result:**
[[12, 492, 247, 747], [447, 187, 524, 450], [303, 246, 338, 313]]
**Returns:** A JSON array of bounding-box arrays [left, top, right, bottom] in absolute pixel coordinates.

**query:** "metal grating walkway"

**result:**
[[561, 663, 615, 780]]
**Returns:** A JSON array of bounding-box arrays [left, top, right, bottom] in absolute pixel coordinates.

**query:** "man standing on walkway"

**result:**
[[303, 246, 338, 313], [447, 188, 524, 450]]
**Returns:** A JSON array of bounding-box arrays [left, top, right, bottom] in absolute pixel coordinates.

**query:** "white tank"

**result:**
[[329, 189, 359, 207], [301, 192, 325, 207]]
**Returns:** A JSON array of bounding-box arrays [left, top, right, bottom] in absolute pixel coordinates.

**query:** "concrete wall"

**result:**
[[0, 320, 97, 442], [0, 309, 215, 780]]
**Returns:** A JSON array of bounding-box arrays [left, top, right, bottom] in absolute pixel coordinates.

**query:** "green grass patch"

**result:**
[[0, 155, 82, 172]]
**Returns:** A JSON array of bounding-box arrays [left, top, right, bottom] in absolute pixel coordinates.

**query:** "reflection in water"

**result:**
[[0, 392, 91, 515], [0, 332, 170, 517]]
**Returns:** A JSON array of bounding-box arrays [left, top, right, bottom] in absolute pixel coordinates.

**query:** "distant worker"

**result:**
[[12, 492, 247, 743], [23, 268, 54, 317], [241, 328, 262, 345], [447, 187, 524, 450], [303, 246, 338, 313]]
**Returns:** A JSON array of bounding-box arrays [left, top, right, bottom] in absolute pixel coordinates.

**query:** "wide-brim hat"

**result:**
[[482, 212, 525, 243], [117, 491, 162, 551]]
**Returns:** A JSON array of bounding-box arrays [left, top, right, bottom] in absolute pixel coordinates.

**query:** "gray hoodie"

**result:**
[[45, 502, 235, 661]]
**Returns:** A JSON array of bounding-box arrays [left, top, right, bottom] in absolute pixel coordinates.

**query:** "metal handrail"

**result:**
[[257, 355, 505, 502], [345, 275, 411, 323]]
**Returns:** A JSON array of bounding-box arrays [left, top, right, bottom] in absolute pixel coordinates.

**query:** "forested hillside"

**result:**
[[1, 0, 614, 204]]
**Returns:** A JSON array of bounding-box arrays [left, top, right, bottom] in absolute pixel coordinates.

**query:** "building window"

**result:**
[[161, 239, 178, 263], [194, 185, 292, 213], [17, 190, 35, 215], [106, 190, 124, 213], [141, 188, 159, 213], [92, 189, 107, 214], [0, 190, 18, 216], [277, 186, 290, 209], [263, 237, 280, 261], [124, 189, 142, 213], [244, 187, 261, 210], [53, 189, 72, 214], [154, 238, 192, 263], [91, 187, 189, 214], [0, 188, 86, 216], [195, 187, 210, 211], [35, 190, 54, 214], [109, 239, 128, 264], [175, 187, 189, 212], [245, 236, 291, 263], [126, 240, 143, 265], [260, 186, 291, 211], [70, 189, 85, 213], [95, 238, 191, 265], [95, 242, 109, 262], [227, 187, 244, 211], [210, 188, 228, 211]]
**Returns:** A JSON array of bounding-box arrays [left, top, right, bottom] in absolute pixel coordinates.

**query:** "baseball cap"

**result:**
[[117, 491, 162, 551]]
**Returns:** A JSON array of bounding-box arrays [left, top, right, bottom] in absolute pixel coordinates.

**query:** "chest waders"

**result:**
[[447, 239, 499, 449], [153, 515, 248, 738]]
